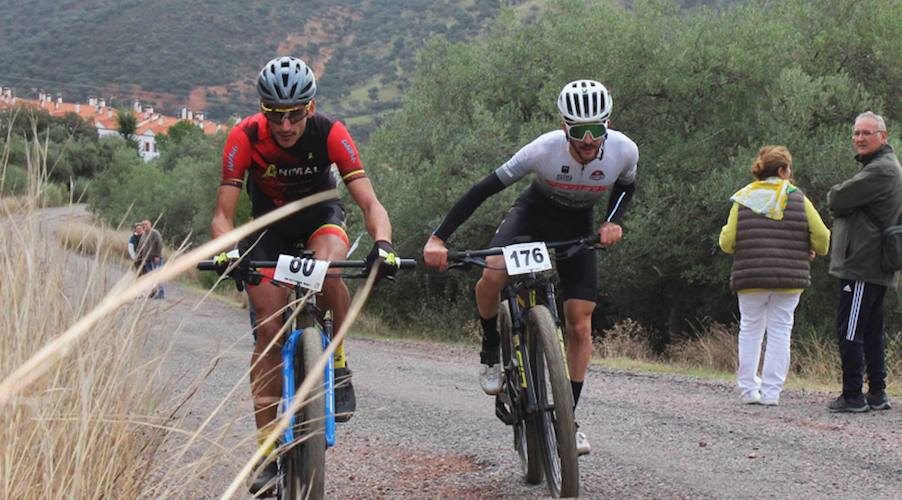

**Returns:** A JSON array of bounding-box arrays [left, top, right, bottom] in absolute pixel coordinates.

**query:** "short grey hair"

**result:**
[[855, 111, 887, 132]]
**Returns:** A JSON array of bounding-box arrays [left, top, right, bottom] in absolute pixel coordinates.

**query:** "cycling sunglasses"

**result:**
[[260, 101, 311, 124], [566, 123, 607, 141]]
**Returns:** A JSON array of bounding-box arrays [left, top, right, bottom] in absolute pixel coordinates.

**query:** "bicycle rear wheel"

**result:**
[[527, 306, 579, 498], [500, 300, 543, 484], [282, 327, 326, 500]]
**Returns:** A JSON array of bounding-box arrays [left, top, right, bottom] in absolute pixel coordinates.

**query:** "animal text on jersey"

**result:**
[[494, 130, 638, 209], [221, 113, 367, 208]]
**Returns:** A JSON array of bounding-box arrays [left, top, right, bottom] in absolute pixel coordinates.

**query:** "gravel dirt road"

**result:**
[[46, 206, 902, 499]]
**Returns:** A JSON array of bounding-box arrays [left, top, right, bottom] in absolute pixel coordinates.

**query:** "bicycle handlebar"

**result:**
[[446, 235, 603, 261], [196, 258, 417, 272]]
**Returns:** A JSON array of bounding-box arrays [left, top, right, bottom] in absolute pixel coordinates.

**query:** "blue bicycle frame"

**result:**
[[280, 327, 337, 447]]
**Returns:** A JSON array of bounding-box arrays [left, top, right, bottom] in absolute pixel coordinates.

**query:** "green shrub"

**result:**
[[363, 0, 902, 343]]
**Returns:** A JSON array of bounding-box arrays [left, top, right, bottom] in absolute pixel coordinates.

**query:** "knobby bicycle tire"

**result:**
[[282, 327, 326, 500], [499, 301, 543, 484], [527, 306, 579, 498]]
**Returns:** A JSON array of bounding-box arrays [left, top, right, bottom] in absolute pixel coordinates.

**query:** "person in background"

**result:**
[[128, 222, 144, 271], [141, 219, 165, 299], [720, 146, 829, 406], [826, 111, 902, 413]]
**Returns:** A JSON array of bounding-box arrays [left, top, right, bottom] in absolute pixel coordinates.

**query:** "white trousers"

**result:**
[[736, 291, 801, 400]]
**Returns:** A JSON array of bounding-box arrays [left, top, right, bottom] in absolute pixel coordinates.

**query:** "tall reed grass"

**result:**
[[1, 132, 172, 498]]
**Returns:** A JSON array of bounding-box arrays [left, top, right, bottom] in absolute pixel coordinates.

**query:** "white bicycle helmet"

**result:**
[[557, 80, 612, 125], [257, 56, 317, 106]]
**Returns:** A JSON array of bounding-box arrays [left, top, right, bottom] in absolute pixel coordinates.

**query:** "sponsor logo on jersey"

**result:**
[[264, 164, 277, 177], [226, 145, 239, 172], [341, 139, 357, 164], [308, 152, 315, 161], [279, 165, 320, 176], [561, 165, 570, 174], [556, 174, 573, 181], [590, 170, 605, 181], [545, 179, 607, 192]]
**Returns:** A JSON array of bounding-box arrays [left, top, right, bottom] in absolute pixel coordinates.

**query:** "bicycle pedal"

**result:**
[[494, 396, 515, 425]]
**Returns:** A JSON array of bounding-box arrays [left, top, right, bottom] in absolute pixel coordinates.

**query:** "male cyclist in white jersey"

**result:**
[[423, 80, 638, 456]]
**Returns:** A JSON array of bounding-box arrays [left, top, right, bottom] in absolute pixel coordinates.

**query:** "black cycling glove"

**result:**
[[213, 252, 253, 292], [364, 240, 401, 284]]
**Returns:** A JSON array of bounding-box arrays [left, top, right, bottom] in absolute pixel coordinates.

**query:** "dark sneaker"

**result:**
[[827, 394, 869, 413], [334, 367, 356, 423], [248, 459, 277, 496], [866, 391, 892, 410]]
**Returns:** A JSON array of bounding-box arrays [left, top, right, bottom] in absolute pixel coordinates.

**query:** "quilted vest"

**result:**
[[730, 190, 810, 292]]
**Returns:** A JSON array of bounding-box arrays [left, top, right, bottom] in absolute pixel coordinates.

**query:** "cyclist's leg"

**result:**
[[246, 281, 291, 430], [549, 204, 596, 406], [306, 226, 350, 353], [305, 205, 350, 365], [306, 217, 355, 419], [475, 257, 508, 327], [562, 299, 595, 397], [239, 226, 292, 433], [482, 199, 533, 353]]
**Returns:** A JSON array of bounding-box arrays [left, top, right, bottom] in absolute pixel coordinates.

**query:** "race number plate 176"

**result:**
[[502, 242, 552, 275], [273, 254, 329, 292]]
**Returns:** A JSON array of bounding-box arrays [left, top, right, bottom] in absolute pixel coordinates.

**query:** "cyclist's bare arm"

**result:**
[[211, 185, 241, 238], [346, 177, 392, 242]]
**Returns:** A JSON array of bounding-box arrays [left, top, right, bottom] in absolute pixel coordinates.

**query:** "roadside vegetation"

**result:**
[[0, 134, 173, 498], [14, 0, 900, 389]]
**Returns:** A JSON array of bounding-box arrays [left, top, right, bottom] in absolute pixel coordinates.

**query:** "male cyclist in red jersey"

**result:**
[[424, 80, 638, 457], [211, 56, 400, 493]]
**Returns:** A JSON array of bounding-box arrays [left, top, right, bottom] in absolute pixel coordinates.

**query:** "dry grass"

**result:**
[[0, 196, 29, 214], [596, 318, 901, 394], [2, 125, 344, 496], [667, 323, 739, 374], [594, 318, 657, 362], [0, 170, 172, 496]]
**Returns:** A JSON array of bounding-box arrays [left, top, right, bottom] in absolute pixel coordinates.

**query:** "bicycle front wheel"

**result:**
[[283, 327, 326, 500], [500, 301, 543, 484], [527, 306, 579, 498]]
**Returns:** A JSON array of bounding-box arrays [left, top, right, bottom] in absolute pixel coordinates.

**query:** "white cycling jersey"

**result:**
[[494, 129, 638, 209]]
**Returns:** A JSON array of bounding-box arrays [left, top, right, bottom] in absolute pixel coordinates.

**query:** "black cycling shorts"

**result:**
[[239, 200, 348, 262], [489, 186, 598, 302]]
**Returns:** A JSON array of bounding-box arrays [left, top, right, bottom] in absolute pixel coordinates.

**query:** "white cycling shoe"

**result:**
[[576, 429, 591, 456], [479, 364, 502, 395]]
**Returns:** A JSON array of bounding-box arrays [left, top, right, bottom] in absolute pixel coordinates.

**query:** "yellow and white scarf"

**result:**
[[729, 177, 796, 221]]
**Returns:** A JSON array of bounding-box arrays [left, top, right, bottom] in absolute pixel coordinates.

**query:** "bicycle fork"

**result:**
[[507, 290, 539, 417], [281, 328, 337, 447]]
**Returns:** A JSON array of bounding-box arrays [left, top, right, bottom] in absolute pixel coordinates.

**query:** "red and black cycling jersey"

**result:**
[[221, 113, 367, 214]]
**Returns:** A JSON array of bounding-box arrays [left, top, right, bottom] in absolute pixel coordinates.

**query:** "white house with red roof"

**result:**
[[0, 87, 226, 162]]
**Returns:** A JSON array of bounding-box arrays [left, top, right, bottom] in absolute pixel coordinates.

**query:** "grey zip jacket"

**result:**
[[827, 144, 902, 288]]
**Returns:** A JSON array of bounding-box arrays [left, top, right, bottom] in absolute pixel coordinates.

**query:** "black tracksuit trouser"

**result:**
[[836, 279, 887, 398]]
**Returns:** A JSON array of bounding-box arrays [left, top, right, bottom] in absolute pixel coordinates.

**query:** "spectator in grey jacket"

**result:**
[[826, 111, 902, 413], [140, 219, 165, 299]]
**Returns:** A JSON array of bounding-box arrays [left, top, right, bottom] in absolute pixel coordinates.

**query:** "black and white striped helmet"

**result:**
[[256, 56, 317, 106], [557, 80, 612, 125]]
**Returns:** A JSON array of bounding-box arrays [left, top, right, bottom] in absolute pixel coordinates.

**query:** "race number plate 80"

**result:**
[[502, 242, 552, 275], [273, 254, 329, 292]]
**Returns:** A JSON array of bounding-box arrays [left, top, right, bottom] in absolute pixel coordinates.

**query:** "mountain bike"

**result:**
[[198, 251, 415, 499], [447, 236, 601, 498]]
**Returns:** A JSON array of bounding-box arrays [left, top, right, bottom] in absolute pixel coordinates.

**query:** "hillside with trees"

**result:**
[[0, 0, 544, 139]]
